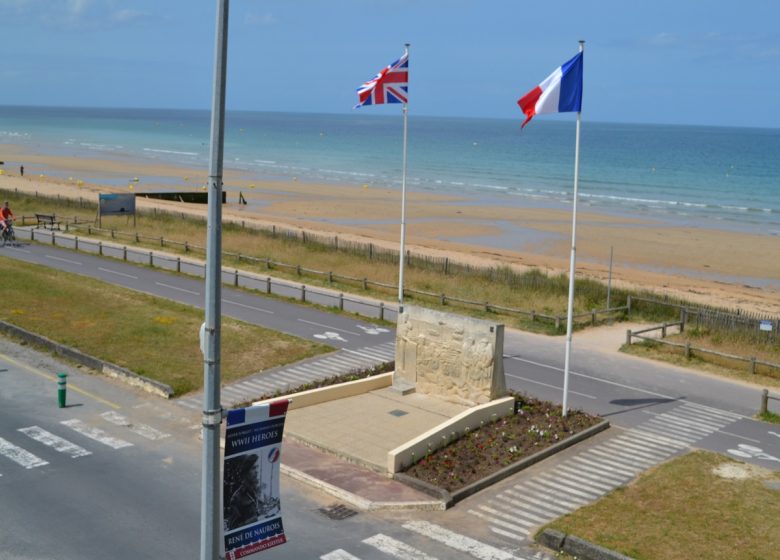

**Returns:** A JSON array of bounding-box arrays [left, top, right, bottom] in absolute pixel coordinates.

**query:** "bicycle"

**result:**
[[1, 218, 16, 247]]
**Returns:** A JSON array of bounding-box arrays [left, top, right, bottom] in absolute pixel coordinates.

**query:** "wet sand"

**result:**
[[1, 142, 778, 315]]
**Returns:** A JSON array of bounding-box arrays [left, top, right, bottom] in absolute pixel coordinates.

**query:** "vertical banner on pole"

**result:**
[[223, 399, 290, 559]]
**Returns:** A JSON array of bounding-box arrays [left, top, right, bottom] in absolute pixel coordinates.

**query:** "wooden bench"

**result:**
[[35, 213, 59, 229]]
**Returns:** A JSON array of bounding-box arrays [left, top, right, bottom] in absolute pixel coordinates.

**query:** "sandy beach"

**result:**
[[1, 142, 779, 315]]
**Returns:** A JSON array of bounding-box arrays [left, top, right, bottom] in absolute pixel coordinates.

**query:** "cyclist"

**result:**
[[0, 201, 15, 235]]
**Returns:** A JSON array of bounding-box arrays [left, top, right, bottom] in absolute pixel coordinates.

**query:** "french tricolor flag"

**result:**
[[517, 52, 583, 128]]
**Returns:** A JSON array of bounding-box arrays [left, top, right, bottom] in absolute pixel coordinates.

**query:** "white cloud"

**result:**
[[647, 32, 681, 47], [244, 12, 277, 26], [2, 0, 155, 29]]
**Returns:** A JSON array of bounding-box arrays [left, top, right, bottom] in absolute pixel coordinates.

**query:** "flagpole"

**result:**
[[398, 42, 410, 313], [562, 39, 584, 418]]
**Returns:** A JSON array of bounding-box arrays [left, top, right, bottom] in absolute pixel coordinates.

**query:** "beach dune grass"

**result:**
[[0, 256, 331, 395], [541, 450, 780, 560], [7, 190, 648, 333]]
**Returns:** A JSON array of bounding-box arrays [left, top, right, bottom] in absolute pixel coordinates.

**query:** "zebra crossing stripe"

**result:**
[[514, 480, 586, 509], [100, 412, 171, 441], [628, 429, 687, 449], [504, 488, 571, 515], [468, 507, 531, 536], [642, 421, 698, 442], [494, 494, 557, 522], [362, 534, 438, 560], [0, 437, 49, 469], [478, 505, 537, 528], [607, 438, 671, 461], [650, 415, 714, 436], [570, 455, 634, 478], [530, 476, 601, 501], [586, 447, 656, 469], [485, 501, 548, 525], [320, 549, 361, 560], [683, 401, 742, 421], [61, 419, 133, 449], [18, 426, 91, 458], [579, 452, 640, 475], [403, 520, 528, 560], [556, 459, 628, 485], [540, 469, 614, 493], [668, 409, 729, 430]]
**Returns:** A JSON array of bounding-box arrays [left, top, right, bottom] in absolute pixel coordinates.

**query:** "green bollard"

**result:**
[[57, 373, 67, 408]]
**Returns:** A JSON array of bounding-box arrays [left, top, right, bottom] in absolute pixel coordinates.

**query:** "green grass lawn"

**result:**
[[0, 255, 332, 395], [541, 451, 780, 560]]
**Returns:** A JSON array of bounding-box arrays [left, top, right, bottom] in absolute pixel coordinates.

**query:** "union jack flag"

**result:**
[[354, 51, 409, 108]]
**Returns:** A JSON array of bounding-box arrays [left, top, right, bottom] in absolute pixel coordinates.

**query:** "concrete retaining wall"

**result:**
[[387, 395, 515, 474], [253, 372, 393, 409]]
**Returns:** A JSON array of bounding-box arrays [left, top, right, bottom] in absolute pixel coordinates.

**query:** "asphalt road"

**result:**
[[1, 234, 778, 472], [0, 343, 544, 560]]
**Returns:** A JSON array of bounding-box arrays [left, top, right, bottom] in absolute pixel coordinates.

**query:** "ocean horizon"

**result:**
[[1, 105, 779, 237]]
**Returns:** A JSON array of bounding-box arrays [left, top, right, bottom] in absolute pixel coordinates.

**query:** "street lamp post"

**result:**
[[201, 1, 229, 559]]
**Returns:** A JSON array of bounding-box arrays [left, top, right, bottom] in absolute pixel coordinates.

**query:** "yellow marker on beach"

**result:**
[[68, 176, 73, 181], [128, 185, 134, 190], [77, 180, 84, 186], [249, 184, 256, 188], [132, 177, 139, 182], [183, 176, 189, 181]]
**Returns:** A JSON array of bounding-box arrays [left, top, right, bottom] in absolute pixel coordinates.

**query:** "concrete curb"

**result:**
[[538, 529, 636, 560], [280, 464, 445, 512], [0, 320, 174, 399], [394, 419, 611, 508]]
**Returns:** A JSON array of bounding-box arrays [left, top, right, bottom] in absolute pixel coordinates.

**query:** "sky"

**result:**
[[1, 0, 779, 128]]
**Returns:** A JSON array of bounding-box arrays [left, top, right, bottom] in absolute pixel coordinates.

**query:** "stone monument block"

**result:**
[[394, 305, 505, 404]]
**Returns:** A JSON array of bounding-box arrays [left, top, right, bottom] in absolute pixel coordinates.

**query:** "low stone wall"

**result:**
[[386, 396, 515, 474], [253, 372, 393, 409]]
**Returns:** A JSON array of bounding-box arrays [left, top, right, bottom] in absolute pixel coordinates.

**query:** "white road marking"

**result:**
[[155, 282, 199, 295], [298, 319, 360, 336], [100, 411, 171, 440], [505, 372, 596, 399], [45, 254, 82, 265], [18, 426, 91, 458], [320, 550, 361, 560], [61, 419, 133, 449], [98, 267, 138, 279], [313, 331, 348, 342], [362, 534, 437, 560], [8, 246, 30, 253], [403, 520, 527, 560], [0, 437, 49, 469], [222, 298, 274, 314]]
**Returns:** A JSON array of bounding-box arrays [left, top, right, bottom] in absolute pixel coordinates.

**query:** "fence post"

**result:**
[[760, 389, 769, 415], [555, 316, 561, 331], [74, 236, 78, 251], [31, 229, 35, 242], [680, 308, 687, 333], [339, 293, 344, 311], [363, 278, 367, 290], [296, 265, 301, 276], [751, 357, 756, 375], [123, 246, 127, 260], [531, 310, 536, 322], [184, 241, 189, 253], [160, 237, 164, 247], [149, 251, 153, 266], [444, 257, 449, 275], [379, 302, 384, 321], [328, 271, 333, 284], [88, 226, 92, 235], [591, 309, 596, 326], [627, 295, 632, 315], [335, 236, 339, 250], [301, 285, 306, 302], [266, 277, 271, 294], [51, 231, 56, 246], [237, 253, 242, 263], [441, 294, 446, 306], [177, 257, 181, 273], [111, 229, 115, 239], [685, 342, 691, 359], [265, 258, 271, 270], [662, 323, 667, 337], [369, 243, 373, 259], [485, 302, 490, 313], [135, 232, 139, 243], [626, 330, 632, 345], [234, 270, 239, 287], [98, 241, 103, 256]]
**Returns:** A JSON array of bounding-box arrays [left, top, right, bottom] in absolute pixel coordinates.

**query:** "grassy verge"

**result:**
[[541, 450, 780, 560], [0, 255, 331, 395], [622, 338, 780, 390], [5, 188, 651, 334], [759, 410, 780, 424]]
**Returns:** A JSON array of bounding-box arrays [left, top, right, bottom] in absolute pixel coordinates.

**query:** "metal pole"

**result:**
[[562, 40, 585, 418], [607, 245, 613, 309], [398, 43, 410, 312], [201, 1, 229, 559]]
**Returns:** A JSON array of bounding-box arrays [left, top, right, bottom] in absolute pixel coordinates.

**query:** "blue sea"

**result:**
[[1, 105, 779, 236]]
